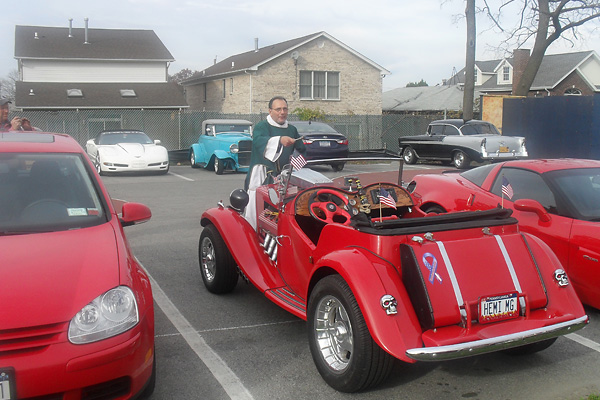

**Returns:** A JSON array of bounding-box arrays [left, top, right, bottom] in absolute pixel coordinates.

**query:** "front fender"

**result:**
[[201, 207, 284, 291], [213, 149, 233, 161], [313, 247, 422, 362]]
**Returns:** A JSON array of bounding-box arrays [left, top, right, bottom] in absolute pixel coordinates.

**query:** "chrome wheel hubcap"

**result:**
[[314, 295, 353, 371], [201, 237, 216, 282]]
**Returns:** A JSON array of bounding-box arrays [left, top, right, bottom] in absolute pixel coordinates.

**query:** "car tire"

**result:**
[[214, 157, 225, 175], [190, 151, 198, 168], [502, 338, 557, 355], [331, 162, 345, 172], [422, 204, 446, 215], [452, 151, 470, 169], [307, 275, 394, 392], [199, 224, 238, 294], [402, 146, 417, 164]]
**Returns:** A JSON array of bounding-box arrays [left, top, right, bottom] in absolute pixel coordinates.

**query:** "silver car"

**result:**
[[398, 119, 528, 169]]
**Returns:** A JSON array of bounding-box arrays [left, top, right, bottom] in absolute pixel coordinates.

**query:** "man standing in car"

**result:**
[[243, 96, 306, 229]]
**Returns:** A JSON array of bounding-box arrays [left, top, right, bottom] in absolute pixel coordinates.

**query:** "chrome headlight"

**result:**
[[68, 286, 139, 344], [230, 143, 239, 153]]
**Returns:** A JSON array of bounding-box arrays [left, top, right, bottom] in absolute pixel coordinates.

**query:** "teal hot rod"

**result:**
[[189, 119, 253, 174]]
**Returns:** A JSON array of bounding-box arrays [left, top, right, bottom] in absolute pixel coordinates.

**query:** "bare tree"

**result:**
[[481, 0, 600, 96], [169, 68, 201, 85], [0, 70, 18, 100], [463, 0, 477, 120]]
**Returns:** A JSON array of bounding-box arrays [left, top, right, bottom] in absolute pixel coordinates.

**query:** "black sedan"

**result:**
[[293, 121, 349, 171], [398, 119, 528, 169]]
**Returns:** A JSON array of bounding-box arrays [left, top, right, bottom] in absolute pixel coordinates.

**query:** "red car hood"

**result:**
[[0, 222, 120, 329]]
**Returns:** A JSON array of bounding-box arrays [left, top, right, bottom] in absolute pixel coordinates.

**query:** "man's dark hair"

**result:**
[[268, 96, 287, 109]]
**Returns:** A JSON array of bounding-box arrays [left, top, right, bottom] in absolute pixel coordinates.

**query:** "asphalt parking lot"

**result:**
[[101, 162, 600, 400]]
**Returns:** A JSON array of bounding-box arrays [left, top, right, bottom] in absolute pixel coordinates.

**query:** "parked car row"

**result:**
[[4, 123, 598, 396], [189, 119, 350, 174]]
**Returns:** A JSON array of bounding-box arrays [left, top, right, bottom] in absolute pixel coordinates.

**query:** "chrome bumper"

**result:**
[[406, 315, 588, 362]]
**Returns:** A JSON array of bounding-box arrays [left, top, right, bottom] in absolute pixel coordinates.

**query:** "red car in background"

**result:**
[[407, 158, 600, 309], [0, 132, 155, 399]]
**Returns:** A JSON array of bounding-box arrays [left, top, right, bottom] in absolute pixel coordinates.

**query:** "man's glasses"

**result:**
[[271, 107, 288, 113]]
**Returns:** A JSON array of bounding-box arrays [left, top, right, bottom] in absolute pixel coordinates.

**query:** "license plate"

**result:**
[[499, 146, 509, 153], [0, 368, 16, 400], [479, 292, 519, 324], [319, 141, 331, 147]]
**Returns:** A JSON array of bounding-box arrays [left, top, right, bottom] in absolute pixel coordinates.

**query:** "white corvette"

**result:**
[[86, 130, 169, 175]]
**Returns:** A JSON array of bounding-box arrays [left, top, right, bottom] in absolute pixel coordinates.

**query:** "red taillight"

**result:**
[[337, 139, 348, 145], [303, 139, 313, 144]]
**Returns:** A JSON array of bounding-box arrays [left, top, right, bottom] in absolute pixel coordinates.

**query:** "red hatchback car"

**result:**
[[0, 133, 155, 399], [407, 158, 600, 309]]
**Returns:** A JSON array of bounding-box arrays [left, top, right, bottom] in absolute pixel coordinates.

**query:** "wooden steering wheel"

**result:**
[[308, 189, 352, 225]]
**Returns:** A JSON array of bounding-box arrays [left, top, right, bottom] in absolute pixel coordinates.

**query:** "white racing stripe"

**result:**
[[566, 333, 600, 353], [148, 272, 254, 400]]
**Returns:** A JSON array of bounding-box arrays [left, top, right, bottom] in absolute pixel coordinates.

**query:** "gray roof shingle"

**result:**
[[448, 51, 596, 91], [182, 31, 389, 85], [15, 25, 175, 61], [15, 82, 187, 109]]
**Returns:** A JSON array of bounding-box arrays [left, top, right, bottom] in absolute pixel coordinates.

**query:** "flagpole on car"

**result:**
[[379, 184, 383, 222]]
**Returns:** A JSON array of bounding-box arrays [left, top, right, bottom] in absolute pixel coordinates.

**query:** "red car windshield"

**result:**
[[0, 153, 106, 234]]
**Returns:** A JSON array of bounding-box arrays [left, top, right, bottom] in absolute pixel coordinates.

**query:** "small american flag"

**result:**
[[502, 176, 514, 199], [290, 153, 307, 171], [379, 187, 397, 209]]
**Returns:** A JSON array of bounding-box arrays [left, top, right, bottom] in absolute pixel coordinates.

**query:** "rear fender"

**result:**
[[521, 232, 586, 314], [201, 207, 284, 291], [312, 247, 422, 362], [190, 143, 207, 164]]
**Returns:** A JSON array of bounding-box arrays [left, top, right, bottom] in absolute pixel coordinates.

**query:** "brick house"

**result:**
[[181, 32, 390, 116], [447, 49, 600, 97]]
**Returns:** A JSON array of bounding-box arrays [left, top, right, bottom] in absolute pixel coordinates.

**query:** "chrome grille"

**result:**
[[237, 140, 252, 167]]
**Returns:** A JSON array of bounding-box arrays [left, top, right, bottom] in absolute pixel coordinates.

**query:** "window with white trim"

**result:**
[[565, 88, 582, 96], [502, 66, 510, 82], [299, 71, 340, 100]]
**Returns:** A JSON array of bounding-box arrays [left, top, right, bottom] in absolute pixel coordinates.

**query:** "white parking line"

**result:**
[[566, 333, 600, 353], [169, 171, 195, 181], [147, 272, 254, 400]]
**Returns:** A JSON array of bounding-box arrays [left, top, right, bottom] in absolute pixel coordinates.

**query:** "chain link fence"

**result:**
[[11, 109, 471, 156]]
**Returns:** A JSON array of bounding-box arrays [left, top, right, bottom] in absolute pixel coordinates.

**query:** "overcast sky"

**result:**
[[3, 0, 600, 92]]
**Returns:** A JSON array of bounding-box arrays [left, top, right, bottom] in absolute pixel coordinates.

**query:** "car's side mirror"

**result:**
[[120, 202, 152, 226], [154, 140, 161, 145], [268, 188, 279, 205], [514, 199, 551, 222]]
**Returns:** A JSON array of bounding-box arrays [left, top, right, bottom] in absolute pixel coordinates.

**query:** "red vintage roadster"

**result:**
[[198, 154, 588, 392]]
